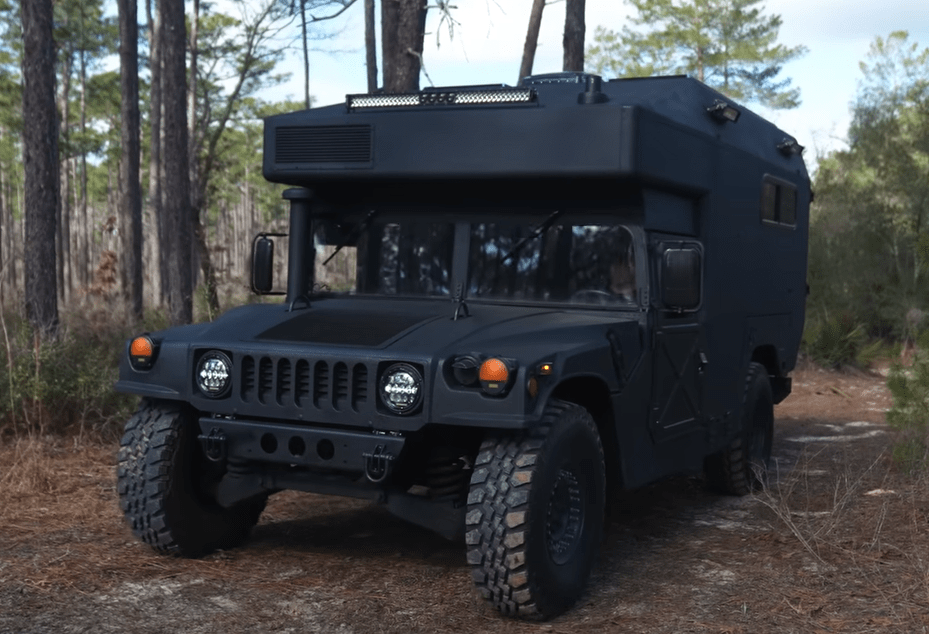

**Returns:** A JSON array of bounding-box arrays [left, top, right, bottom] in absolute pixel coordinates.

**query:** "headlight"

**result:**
[[379, 363, 423, 415], [196, 351, 232, 398]]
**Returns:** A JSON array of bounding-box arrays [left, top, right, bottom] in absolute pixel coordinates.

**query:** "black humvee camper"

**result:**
[[115, 72, 810, 620]]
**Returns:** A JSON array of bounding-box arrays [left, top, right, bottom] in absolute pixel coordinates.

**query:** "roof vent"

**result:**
[[520, 72, 608, 104]]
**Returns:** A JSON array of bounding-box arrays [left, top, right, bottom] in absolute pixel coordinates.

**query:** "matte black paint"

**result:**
[[116, 72, 809, 533]]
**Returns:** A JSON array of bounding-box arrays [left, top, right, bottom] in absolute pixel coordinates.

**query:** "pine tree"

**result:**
[[117, 0, 142, 320], [21, 0, 60, 339], [587, 0, 806, 109]]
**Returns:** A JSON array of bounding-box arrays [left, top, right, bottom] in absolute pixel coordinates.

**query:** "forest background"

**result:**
[[0, 0, 927, 447]]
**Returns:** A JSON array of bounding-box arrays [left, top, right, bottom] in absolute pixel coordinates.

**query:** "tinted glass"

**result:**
[[761, 181, 777, 222], [779, 185, 797, 225], [314, 212, 637, 305], [469, 221, 636, 304]]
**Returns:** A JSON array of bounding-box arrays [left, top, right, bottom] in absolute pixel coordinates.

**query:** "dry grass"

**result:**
[[749, 443, 929, 633], [2, 367, 929, 633]]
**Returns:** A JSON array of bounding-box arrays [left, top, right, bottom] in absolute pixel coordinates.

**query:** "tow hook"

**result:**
[[363, 444, 395, 483], [198, 427, 227, 462]]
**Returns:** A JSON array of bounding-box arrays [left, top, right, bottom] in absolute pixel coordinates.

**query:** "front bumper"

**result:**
[[197, 417, 405, 481]]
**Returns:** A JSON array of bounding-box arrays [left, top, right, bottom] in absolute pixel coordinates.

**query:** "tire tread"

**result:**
[[466, 400, 604, 619]]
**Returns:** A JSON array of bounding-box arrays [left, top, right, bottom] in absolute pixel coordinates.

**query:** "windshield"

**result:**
[[313, 211, 638, 306]]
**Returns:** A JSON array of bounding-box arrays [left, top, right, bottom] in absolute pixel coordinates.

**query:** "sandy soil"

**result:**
[[2, 364, 927, 634]]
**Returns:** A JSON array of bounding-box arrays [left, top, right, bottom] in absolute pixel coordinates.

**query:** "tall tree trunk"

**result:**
[[76, 159, 89, 290], [188, 0, 199, 180], [381, 0, 398, 91], [0, 128, 6, 306], [301, 0, 311, 108], [146, 0, 164, 307], [562, 0, 586, 72], [58, 49, 73, 305], [21, 0, 60, 339], [193, 217, 219, 318], [395, 0, 426, 92], [519, 0, 545, 81], [187, 0, 220, 318], [119, 0, 143, 320], [365, 0, 377, 92], [79, 9, 89, 278], [161, 0, 193, 325], [382, 0, 426, 93]]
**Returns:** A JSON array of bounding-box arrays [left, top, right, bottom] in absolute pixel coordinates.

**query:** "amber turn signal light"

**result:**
[[479, 358, 511, 396], [129, 335, 156, 370], [130, 336, 153, 357]]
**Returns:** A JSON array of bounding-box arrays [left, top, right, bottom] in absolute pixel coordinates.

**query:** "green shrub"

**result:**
[[886, 348, 929, 473], [0, 307, 140, 438], [803, 313, 866, 368]]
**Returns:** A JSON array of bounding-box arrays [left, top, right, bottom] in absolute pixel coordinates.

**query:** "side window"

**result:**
[[569, 225, 636, 301], [760, 176, 797, 228], [660, 244, 701, 311]]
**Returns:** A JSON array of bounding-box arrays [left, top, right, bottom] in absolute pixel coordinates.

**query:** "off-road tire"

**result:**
[[117, 398, 266, 557], [705, 362, 774, 495], [466, 400, 606, 620]]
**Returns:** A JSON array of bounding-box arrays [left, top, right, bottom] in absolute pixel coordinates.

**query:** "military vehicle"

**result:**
[[116, 72, 810, 619]]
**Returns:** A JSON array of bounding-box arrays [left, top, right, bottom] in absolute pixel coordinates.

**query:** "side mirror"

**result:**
[[251, 233, 286, 295], [661, 246, 701, 310]]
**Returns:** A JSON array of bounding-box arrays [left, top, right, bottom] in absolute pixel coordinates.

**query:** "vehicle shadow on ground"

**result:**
[[247, 466, 764, 570], [250, 500, 465, 566]]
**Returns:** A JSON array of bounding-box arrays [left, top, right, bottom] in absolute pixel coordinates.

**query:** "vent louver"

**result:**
[[241, 355, 255, 402], [313, 361, 330, 407], [352, 364, 368, 411], [333, 362, 349, 410], [258, 357, 273, 404], [275, 125, 372, 164], [295, 359, 311, 407], [276, 358, 292, 405]]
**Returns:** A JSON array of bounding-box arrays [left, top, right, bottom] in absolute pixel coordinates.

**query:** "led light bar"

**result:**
[[349, 94, 421, 109], [347, 88, 535, 110]]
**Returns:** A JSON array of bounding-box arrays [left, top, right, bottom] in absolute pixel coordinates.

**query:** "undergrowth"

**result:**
[[0, 303, 164, 439], [802, 313, 868, 368], [886, 331, 929, 473]]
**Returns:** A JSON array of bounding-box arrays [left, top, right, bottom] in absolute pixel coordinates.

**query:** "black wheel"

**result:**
[[116, 398, 266, 557], [705, 362, 773, 495], [466, 400, 606, 620]]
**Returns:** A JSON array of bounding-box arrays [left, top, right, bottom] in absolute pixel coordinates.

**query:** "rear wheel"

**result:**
[[116, 399, 266, 556], [466, 400, 606, 619], [705, 362, 774, 495]]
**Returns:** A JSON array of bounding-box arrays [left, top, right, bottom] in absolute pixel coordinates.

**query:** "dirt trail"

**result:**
[[2, 365, 927, 634]]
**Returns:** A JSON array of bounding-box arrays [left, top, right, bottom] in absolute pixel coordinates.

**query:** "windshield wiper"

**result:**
[[499, 210, 564, 264], [323, 209, 378, 266]]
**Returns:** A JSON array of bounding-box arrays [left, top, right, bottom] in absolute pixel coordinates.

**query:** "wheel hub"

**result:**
[[545, 467, 585, 565]]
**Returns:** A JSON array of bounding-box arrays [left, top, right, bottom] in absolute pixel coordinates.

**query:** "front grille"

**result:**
[[234, 354, 388, 417]]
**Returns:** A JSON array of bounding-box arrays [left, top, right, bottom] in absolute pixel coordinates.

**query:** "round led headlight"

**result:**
[[196, 351, 232, 398], [379, 363, 423, 415]]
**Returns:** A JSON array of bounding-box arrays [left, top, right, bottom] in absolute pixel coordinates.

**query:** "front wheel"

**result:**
[[116, 399, 266, 557], [705, 362, 774, 495], [466, 400, 606, 619]]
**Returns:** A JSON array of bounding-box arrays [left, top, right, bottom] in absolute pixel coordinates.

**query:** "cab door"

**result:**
[[649, 241, 706, 442]]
